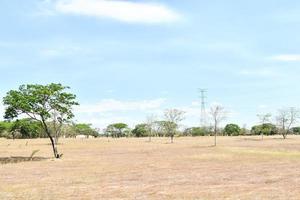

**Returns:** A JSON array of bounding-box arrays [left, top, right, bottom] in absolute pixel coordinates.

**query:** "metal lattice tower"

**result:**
[[198, 89, 207, 127]]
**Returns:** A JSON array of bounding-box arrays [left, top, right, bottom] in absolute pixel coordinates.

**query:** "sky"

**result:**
[[1, 0, 300, 129]]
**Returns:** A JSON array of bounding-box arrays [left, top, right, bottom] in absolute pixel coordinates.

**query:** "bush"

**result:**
[[183, 127, 210, 136], [292, 127, 300, 135], [223, 124, 241, 136], [251, 123, 278, 136]]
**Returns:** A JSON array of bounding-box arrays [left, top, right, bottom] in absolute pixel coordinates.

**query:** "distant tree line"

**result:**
[[0, 119, 98, 139], [101, 122, 300, 139]]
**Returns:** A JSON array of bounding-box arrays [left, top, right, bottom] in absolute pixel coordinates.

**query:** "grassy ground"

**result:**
[[1, 136, 300, 200]]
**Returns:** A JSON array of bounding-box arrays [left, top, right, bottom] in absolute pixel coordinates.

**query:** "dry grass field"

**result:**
[[1, 136, 300, 200]]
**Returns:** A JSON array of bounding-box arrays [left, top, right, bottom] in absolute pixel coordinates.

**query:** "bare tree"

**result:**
[[257, 113, 272, 140], [209, 105, 226, 146], [145, 115, 156, 142], [276, 107, 300, 139], [164, 109, 185, 143]]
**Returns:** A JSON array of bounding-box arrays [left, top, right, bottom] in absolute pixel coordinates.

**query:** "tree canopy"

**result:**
[[3, 83, 79, 158], [251, 123, 278, 136], [224, 124, 241, 136]]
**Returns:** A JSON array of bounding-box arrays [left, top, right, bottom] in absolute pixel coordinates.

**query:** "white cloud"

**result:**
[[76, 98, 166, 113], [238, 68, 280, 77], [39, 45, 83, 58], [74, 98, 166, 128], [270, 54, 300, 62], [73, 99, 238, 128], [54, 0, 181, 24]]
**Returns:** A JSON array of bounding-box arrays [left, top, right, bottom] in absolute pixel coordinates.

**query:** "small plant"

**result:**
[[30, 149, 40, 160]]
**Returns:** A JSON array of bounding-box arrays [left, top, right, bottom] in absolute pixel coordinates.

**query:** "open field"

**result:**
[[1, 136, 300, 200]]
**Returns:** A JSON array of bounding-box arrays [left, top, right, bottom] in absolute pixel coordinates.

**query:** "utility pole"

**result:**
[[198, 89, 207, 127]]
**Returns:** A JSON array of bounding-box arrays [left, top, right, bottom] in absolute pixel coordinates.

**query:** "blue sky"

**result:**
[[1, 0, 300, 129]]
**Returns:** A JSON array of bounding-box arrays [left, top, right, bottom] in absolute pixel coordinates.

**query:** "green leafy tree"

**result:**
[[223, 124, 241, 136], [74, 123, 98, 137], [292, 127, 300, 135], [10, 119, 41, 139], [3, 83, 79, 158], [107, 123, 128, 138], [0, 121, 13, 138], [184, 127, 210, 136], [132, 124, 148, 137], [251, 123, 278, 136]]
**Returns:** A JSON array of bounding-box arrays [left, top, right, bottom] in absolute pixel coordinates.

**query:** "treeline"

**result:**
[[2, 120, 300, 140], [0, 119, 98, 139], [102, 122, 300, 138]]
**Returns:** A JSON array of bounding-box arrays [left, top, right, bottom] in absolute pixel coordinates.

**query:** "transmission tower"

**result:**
[[198, 89, 207, 127]]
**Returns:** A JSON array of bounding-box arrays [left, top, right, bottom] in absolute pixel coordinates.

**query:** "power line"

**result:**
[[198, 89, 207, 127]]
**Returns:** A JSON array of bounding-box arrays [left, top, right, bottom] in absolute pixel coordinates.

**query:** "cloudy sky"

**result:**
[[1, 0, 300, 129]]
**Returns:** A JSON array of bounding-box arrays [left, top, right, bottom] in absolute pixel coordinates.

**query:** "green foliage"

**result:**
[[0, 121, 12, 133], [251, 123, 278, 136], [106, 123, 128, 137], [0, 121, 13, 138], [224, 124, 241, 136], [292, 127, 300, 134], [10, 119, 41, 139], [159, 121, 177, 137], [3, 83, 78, 121], [132, 124, 148, 137], [183, 127, 210, 136], [74, 123, 98, 137], [111, 123, 128, 130], [3, 83, 79, 158]]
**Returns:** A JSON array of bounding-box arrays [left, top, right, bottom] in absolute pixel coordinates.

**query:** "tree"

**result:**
[[183, 127, 210, 136], [152, 121, 165, 137], [257, 113, 272, 140], [0, 121, 13, 138], [209, 105, 226, 146], [3, 83, 79, 158], [145, 115, 156, 142], [251, 123, 278, 136], [107, 123, 128, 138], [10, 119, 41, 139], [74, 123, 98, 137], [223, 124, 241, 136], [292, 127, 300, 135], [164, 109, 185, 143], [276, 107, 300, 139], [132, 124, 148, 137]]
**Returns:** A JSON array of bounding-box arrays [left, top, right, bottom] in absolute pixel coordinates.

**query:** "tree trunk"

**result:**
[[171, 135, 174, 143], [214, 122, 217, 146], [214, 131, 217, 146], [49, 135, 60, 158], [55, 136, 59, 146], [283, 131, 287, 139], [41, 119, 60, 159]]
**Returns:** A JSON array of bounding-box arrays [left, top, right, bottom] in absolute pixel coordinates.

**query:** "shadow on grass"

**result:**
[[240, 137, 288, 141], [0, 156, 49, 165], [240, 138, 263, 141], [191, 145, 217, 148]]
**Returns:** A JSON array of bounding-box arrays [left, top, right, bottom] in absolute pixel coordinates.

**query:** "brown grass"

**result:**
[[1, 136, 300, 199]]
